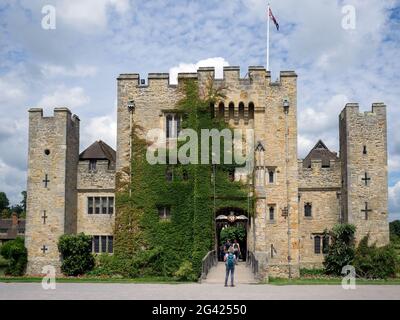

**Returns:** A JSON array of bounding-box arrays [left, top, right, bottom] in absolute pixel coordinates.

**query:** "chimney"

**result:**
[[11, 212, 18, 226]]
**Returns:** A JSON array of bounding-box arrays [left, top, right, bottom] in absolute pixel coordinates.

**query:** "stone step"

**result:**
[[202, 262, 258, 284]]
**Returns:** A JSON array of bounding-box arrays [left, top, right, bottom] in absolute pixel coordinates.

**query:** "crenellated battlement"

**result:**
[[340, 102, 387, 119], [117, 67, 297, 89], [28, 107, 80, 124]]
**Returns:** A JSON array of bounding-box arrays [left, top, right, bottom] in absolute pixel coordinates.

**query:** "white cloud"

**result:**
[[0, 159, 26, 205], [169, 57, 230, 85], [57, 0, 130, 32], [41, 64, 97, 78], [37, 86, 90, 111], [82, 113, 116, 150], [389, 181, 400, 221]]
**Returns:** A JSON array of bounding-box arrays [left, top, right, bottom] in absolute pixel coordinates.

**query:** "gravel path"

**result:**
[[1, 282, 399, 300]]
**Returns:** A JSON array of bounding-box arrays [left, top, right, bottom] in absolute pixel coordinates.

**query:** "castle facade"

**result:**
[[25, 66, 389, 278]]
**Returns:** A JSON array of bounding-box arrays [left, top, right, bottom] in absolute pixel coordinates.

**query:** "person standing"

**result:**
[[224, 239, 231, 253], [224, 247, 236, 287], [233, 239, 241, 264]]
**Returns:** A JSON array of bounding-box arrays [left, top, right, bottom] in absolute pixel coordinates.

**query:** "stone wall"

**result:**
[[297, 159, 341, 268], [77, 159, 115, 236], [340, 103, 389, 246], [25, 108, 79, 275]]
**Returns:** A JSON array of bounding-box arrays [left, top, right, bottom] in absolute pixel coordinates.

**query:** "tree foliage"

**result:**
[[220, 225, 246, 244], [0, 192, 9, 212], [323, 224, 356, 275], [58, 233, 95, 276], [0, 237, 27, 276], [353, 235, 397, 279]]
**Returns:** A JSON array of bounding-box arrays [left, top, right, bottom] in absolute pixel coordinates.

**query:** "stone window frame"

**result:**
[[267, 204, 277, 224], [87, 196, 114, 215], [266, 166, 277, 185], [92, 235, 113, 254], [164, 112, 183, 139], [304, 202, 313, 219], [158, 205, 171, 221], [312, 233, 330, 255], [89, 159, 97, 172]]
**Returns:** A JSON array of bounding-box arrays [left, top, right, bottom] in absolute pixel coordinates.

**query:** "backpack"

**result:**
[[227, 253, 235, 268]]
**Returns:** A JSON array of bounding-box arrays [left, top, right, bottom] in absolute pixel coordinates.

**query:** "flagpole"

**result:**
[[267, 3, 270, 71]]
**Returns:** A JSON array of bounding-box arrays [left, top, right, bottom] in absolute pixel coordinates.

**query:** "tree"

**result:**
[[0, 192, 9, 212], [390, 220, 400, 240], [20, 191, 27, 212], [324, 224, 356, 275]]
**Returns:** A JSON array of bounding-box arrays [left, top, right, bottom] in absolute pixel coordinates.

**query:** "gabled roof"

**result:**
[[79, 140, 116, 163], [303, 140, 338, 168]]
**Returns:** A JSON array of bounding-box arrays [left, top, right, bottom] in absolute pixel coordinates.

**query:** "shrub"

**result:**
[[324, 224, 356, 276], [353, 235, 397, 279], [58, 233, 95, 276], [0, 237, 27, 276], [88, 247, 165, 278], [174, 261, 197, 281]]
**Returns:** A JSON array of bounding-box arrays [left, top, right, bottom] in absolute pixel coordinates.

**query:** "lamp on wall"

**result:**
[[127, 100, 136, 113], [283, 98, 290, 114]]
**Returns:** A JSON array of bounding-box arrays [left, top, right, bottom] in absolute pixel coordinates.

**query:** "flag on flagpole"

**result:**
[[269, 7, 279, 31]]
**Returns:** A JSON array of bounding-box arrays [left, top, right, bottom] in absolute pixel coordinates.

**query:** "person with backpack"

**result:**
[[224, 246, 236, 287], [232, 239, 240, 264]]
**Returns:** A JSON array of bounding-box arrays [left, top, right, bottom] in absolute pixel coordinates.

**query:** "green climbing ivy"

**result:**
[[111, 78, 252, 278]]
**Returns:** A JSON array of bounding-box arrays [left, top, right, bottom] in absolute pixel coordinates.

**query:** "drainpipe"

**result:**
[[128, 100, 135, 198], [283, 99, 292, 279]]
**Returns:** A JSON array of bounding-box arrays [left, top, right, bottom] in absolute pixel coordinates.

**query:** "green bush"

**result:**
[[58, 233, 95, 276], [88, 247, 165, 278], [0, 237, 27, 276], [220, 225, 246, 245], [353, 235, 397, 279], [324, 224, 356, 276], [174, 261, 197, 281], [390, 220, 400, 240]]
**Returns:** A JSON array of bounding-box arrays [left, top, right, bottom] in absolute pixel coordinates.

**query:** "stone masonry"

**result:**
[[25, 66, 390, 278]]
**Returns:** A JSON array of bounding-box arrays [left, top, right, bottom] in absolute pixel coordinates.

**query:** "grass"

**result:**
[[0, 275, 191, 284], [267, 277, 400, 285]]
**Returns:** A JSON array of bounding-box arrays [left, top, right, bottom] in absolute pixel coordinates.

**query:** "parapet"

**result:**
[[28, 107, 79, 124], [117, 67, 297, 89], [341, 102, 387, 118]]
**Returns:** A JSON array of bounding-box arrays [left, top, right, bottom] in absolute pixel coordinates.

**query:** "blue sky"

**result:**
[[0, 0, 399, 221]]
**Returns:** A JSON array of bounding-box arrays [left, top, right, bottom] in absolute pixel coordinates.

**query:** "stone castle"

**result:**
[[25, 66, 389, 278]]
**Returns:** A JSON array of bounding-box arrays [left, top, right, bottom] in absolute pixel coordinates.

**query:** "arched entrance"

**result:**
[[215, 207, 248, 262]]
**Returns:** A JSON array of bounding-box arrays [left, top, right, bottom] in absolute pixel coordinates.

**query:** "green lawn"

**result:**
[[0, 276, 189, 284], [267, 277, 400, 285]]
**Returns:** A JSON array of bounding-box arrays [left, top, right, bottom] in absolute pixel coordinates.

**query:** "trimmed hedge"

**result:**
[[58, 233, 95, 276]]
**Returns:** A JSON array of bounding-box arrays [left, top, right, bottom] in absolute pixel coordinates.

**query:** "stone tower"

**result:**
[[25, 107, 79, 274], [339, 103, 389, 246]]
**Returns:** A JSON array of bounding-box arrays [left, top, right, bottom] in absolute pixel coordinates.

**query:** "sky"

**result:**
[[0, 0, 399, 221]]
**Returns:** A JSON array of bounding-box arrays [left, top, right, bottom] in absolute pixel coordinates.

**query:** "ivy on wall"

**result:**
[[113, 79, 252, 278]]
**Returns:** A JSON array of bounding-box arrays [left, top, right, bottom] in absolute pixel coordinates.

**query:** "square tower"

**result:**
[[25, 108, 79, 274], [339, 103, 389, 245]]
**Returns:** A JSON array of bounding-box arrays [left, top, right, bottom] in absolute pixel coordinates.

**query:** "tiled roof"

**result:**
[[79, 140, 116, 163], [303, 140, 338, 168], [0, 216, 25, 240]]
